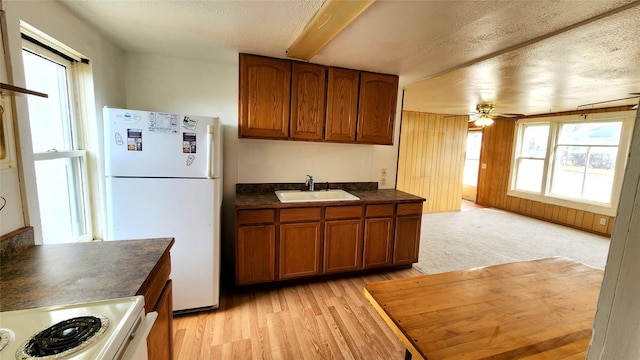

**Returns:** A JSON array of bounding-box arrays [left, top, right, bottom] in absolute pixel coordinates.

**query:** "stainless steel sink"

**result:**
[[275, 189, 360, 203]]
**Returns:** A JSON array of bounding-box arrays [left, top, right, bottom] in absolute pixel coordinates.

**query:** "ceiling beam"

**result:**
[[286, 0, 375, 61]]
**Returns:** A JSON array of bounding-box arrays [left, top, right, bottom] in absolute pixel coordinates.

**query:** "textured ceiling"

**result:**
[[55, 0, 640, 116]]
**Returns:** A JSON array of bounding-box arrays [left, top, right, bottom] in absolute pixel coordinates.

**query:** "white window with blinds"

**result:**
[[21, 35, 93, 244], [509, 111, 635, 216]]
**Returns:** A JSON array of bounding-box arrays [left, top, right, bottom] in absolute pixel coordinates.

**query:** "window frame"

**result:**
[[21, 32, 93, 243], [508, 111, 635, 217], [511, 122, 553, 194]]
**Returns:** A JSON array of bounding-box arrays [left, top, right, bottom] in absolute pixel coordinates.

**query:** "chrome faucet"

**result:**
[[305, 175, 314, 191]]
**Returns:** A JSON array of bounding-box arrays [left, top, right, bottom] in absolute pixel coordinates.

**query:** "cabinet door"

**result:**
[[325, 67, 358, 142], [324, 219, 363, 273], [393, 216, 421, 265], [147, 280, 173, 360], [290, 62, 326, 141], [279, 222, 322, 279], [239, 54, 291, 139], [236, 224, 276, 285], [363, 217, 394, 268], [356, 72, 399, 145]]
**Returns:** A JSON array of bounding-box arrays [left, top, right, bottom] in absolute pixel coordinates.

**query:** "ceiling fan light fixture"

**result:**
[[474, 114, 494, 127], [286, 0, 375, 61]]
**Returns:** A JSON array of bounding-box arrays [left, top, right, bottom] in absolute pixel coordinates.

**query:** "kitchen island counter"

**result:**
[[0, 238, 174, 311]]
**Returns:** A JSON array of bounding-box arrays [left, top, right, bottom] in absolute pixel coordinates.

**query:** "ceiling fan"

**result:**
[[469, 103, 523, 127]]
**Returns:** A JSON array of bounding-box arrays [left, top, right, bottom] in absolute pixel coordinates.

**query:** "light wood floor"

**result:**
[[460, 199, 485, 211], [173, 268, 422, 359]]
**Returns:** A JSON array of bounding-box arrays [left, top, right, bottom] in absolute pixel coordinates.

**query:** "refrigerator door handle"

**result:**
[[207, 124, 215, 179]]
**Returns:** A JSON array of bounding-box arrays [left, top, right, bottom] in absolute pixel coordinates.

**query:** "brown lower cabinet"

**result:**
[[279, 222, 322, 279], [137, 250, 173, 360], [394, 203, 424, 264], [363, 204, 395, 268], [236, 208, 276, 285], [324, 205, 363, 273], [147, 280, 172, 360], [235, 200, 423, 285], [279, 207, 322, 279], [236, 225, 276, 285]]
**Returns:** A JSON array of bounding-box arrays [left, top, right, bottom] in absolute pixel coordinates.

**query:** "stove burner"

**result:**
[[0, 328, 15, 352], [17, 315, 109, 360]]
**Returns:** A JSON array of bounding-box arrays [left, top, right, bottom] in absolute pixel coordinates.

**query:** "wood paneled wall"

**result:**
[[397, 111, 467, 213], [475, 106, 636, 237], [476, 117, 516, 208]]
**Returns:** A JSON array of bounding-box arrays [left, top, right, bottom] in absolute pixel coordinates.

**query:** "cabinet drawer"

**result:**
[[280, 207, 321, 222], [237, 209, 275, 225], [365, 204, 394, 218], [396, 202, 423, 216], [325, 205, 363, 220]]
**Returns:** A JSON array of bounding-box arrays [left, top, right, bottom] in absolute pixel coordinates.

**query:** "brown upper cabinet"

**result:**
[[239, 54, 291, 139], [238, 54, 399, 145], [357, 72, 399, 145], [290, 62, 326, 141], [325, 67, 359, 142]]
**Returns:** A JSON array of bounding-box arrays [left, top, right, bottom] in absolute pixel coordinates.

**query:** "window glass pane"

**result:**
[[521, 125, 549, 158], [552, 146, 586, 199], [463, 132, 482, 186], [515, 158, 544, 192], [559, 145, 587, 167], [34, 157, 87, 244], [552, 146, 618, 204], [584, 147, 617, 203], [557, 122, 622, 146], [22, 49, 72, 153], [463, 159, 480, 186], [465, 132, 482, 160]]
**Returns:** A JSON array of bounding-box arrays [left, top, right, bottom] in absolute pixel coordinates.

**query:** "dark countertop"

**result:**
[[0, 227, 35, 258], [236, 189, 426, 209], [0, 238, 174, 312]]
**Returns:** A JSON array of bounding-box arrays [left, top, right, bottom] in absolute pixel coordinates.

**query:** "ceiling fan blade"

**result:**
[[443, 114, 470, 120], [633, 104, 638, 110], [494, 113, 525, 118]]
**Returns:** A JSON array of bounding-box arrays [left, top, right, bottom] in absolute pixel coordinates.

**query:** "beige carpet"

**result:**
[[414, 207, 611, 274]]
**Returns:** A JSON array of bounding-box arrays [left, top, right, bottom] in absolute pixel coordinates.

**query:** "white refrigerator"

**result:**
[[103, 107, 221, 313]]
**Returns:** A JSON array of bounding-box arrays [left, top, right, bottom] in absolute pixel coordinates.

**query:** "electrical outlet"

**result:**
[[381, 168, 387, 177], [599, 217, 607, 226], [381, 177, 387, 186]]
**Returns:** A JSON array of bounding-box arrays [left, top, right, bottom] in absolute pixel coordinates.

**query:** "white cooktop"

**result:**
[[0, 296, 144, 360]]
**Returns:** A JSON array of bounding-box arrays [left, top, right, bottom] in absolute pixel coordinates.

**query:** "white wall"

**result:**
[[0, 5, 24, 235], [123, 52, 239, 276], [237, 139, 374, 183], [1, 0, 125, 239], [0, 170, 23, 234], [587, 109, 640, 359]]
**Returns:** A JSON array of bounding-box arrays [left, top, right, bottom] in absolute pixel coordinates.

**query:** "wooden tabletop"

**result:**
[[364, 257, 603, 360]]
